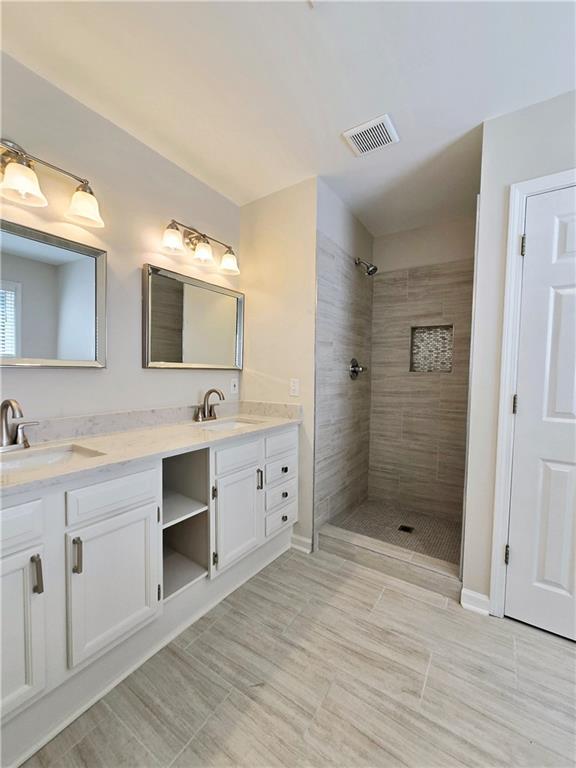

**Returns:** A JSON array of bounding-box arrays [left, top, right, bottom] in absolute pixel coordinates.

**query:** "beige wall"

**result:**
[[464, 90, 576, 597], [373, 217, 476, 273], [240, 178, 318, 542], [1, 55, 241, 419]]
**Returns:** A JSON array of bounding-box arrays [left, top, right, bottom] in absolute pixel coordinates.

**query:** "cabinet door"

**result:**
[[66, 503, 160, 668], [215, 466, 263, 572], [1, 546, 46, 716]]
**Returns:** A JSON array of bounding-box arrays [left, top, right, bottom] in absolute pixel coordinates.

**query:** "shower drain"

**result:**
[[398, 525, 415, 533]]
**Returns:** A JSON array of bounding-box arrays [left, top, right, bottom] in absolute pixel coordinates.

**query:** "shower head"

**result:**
[[354, 258, 378, 276]]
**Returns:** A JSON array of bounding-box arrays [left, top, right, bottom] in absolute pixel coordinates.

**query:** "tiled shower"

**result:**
[[314, 240, 474, 566]]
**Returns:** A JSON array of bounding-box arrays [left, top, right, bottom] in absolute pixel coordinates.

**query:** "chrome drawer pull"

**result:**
[[72, 537, 83, 574], [30, 554, 44, 594], [281, 515, 288, 523], [256, 468, 264, 490], [282, 491, 289, 498], [281, 466, 289, 474]]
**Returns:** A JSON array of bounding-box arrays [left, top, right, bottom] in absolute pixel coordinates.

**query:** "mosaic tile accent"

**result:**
[[410, 324, 454, 373]]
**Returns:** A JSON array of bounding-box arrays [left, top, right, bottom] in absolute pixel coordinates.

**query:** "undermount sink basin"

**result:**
[[0, 444, 106, 473], [200, 418, 263, 432]]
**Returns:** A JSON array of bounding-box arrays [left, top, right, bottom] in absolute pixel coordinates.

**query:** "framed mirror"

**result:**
[[143, 264, 244, 369], [0, 220, 106, 368]]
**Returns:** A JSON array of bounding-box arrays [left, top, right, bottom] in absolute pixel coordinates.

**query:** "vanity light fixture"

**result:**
[[0, 138, 105, 228], [220, 246, 240, 275], [162, 219, 240, 274]]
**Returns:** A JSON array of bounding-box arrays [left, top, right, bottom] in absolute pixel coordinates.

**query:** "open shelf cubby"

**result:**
[[162, 450, 210, 600]]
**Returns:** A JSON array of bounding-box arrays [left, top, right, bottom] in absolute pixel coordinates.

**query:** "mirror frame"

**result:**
[[0, 219, 107, 368], [142, 263, 244, 370]]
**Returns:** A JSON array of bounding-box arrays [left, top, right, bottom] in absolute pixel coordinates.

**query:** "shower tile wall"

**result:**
[[369, 260, 474, 521], [314, 231, 373, 529]]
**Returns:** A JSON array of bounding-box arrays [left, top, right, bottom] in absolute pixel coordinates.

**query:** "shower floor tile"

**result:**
[[330, 500, 461, 564]]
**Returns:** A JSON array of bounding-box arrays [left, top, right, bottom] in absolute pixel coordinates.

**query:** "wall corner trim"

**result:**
[[291, 534, 313, 553], [460, 588, 490, 616]]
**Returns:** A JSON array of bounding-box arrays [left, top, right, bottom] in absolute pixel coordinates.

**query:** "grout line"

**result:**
[[166, 689, 232, 768], [418, 653, 433, 713], [98, 699, 165, 767]]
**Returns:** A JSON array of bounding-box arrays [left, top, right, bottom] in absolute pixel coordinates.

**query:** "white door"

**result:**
[[67, 503, 161, 667], [505, 184, 576, 639], [1, 546, 46, 715], [215, 465, 263, 572]]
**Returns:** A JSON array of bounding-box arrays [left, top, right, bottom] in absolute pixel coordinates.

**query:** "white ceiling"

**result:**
[[2, 2, 574, 236]]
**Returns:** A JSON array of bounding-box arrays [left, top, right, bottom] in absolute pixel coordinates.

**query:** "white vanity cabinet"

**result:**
[[213, 438, 265, 572], [1, 544, 46, 716], [212, 426, 299, 572], [66, 502, 161, 667], [64, 467, 162, 667]]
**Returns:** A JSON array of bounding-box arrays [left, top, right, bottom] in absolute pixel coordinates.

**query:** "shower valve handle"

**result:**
[[349, 358, 368, 380]]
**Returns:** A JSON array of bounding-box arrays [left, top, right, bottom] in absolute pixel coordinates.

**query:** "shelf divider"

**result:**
[[162, 489, 208, 529]]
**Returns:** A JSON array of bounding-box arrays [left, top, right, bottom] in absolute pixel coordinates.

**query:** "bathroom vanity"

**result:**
[[0, 416, 299, 767]]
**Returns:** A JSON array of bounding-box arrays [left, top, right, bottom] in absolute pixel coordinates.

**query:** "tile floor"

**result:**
[[331, 500, 462, 564], [25, 549, 575, 768]]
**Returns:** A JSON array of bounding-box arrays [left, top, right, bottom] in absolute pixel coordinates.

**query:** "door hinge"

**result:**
[[520, 234, 526, 256], [212, 485, 218, 500], [505, 544, 510, 565], [157, 583, 162, 601], [212, 552, 219, 566], [512, 394, 518, 414]]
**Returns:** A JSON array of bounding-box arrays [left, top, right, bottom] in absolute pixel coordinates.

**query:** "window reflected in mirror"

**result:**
[[0, 220, 106, 367]]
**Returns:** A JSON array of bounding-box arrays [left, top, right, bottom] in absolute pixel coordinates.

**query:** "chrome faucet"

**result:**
[[0, 399, 37, 453], [195, 389, 225, 422]]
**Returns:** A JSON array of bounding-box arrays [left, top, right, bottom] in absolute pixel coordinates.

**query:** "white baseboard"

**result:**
[[291, 533, 312, 553], [460, 588, 490, 616]]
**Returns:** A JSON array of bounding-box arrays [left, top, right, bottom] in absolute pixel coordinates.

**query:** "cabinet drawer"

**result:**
[[215, 439, 262, 476], [266, 453, 297, 485], [265, 428, 298, 459], [265, 478, 297, 513], [1, 499, 43, 556], [265, 502, 297, 537], [66, 469, 158, 527]]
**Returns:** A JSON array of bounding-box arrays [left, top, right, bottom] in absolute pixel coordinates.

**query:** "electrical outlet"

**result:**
[[230, 377, 239, 395], [289, 378, 300, 397]]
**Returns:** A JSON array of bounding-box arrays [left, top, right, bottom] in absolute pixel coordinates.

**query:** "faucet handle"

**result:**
[[15, 421, 39, 448], [208, 402, 222, 419]]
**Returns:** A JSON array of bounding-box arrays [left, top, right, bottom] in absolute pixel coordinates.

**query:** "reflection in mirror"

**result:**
[[0, 220, 106, 367], [143, 264, 243, 369]]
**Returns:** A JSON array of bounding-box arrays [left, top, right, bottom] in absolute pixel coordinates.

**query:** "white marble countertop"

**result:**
[[0, 415, 300, 494]]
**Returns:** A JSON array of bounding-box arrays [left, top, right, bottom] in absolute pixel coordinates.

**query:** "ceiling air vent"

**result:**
[[343, 114, 400, 156]]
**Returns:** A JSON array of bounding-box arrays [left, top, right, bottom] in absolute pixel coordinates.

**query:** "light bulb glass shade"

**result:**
[[66, 185, 104, 228], [162, 222, 184, 251], [193, 238, 214, 263], [0, 159, 48, 207], [220, 248, 240, 275]]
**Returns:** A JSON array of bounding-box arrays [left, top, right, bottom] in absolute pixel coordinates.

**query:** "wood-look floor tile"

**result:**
[[372, 590, 513, 657], [171, 601, 231, 650], [103, 645, 230, 766], [283, 603, 428, 708], [422, 659, 573, 766], [21, 702, 110, 768], [58, 712, 159, 768], [223, 572, 307, 632], [183, 608, 333, 726], [173, 688, 309, 768]]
